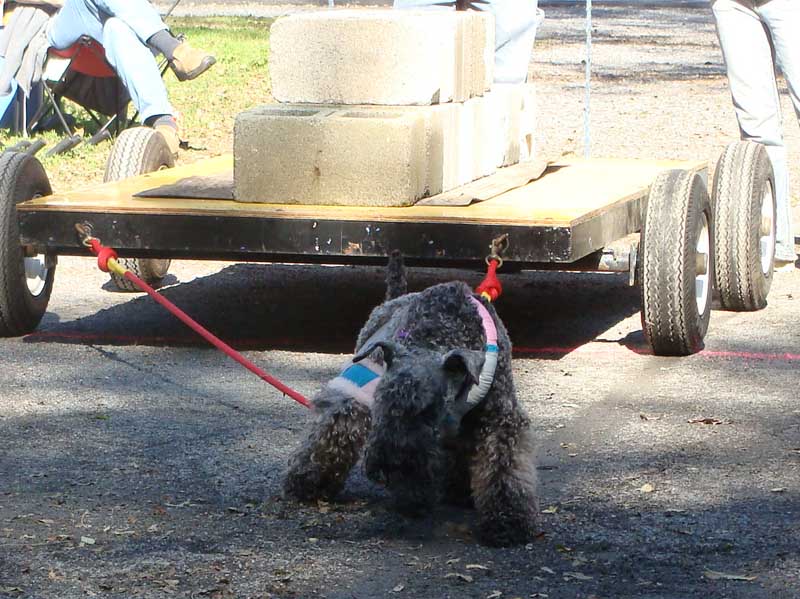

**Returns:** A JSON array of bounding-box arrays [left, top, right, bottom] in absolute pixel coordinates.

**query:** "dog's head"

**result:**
[[353, 340, 483, 514]]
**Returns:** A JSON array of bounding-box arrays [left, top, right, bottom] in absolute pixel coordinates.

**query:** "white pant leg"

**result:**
[[470, 0, 542, 84], [47, 0, 105, 48], [47, 0, 168, 49], [760, 0, 800, 121], [760, 0, 800, 258], [393, 0, 542, 84], [712, 0, 795, 261], [47, 1, 173, 123], [101, 17, 173, 123], [91, 0, 168, 44]]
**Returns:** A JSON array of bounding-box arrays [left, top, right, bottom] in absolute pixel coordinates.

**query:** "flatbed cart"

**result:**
[[0, 128, 778, 357]]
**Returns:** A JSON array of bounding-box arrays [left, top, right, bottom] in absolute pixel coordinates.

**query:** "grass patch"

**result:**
[[0, 17, 273, 192]]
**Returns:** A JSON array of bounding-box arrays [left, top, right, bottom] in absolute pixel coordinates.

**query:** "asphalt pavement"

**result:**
[[1, 247, 798, 598]]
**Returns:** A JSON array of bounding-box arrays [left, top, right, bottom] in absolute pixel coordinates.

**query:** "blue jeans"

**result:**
[[712, 0, 799, 262], [46, 0, 173, 123], [393, 0, 544, 84]]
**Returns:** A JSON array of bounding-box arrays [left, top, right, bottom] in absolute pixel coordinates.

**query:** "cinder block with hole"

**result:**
[[269, 9, 493, 106], [233, 87, 533, 206], [234, 104, 430, 206]]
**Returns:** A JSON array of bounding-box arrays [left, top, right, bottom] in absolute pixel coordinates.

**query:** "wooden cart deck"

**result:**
[[17, 155, 706, 267]]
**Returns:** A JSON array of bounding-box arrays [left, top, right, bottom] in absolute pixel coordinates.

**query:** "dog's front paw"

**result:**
[[283, 469, 339, 503], [475, 511, 539, 547], [283, 452, 349, 502]]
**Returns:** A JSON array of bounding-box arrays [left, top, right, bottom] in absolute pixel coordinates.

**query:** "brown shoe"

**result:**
[[154, 124, 181, 156], [170, 41, 216, 82]]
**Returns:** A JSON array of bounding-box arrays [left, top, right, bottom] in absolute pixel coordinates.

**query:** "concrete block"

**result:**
[[269, 9, 493, 106], [234, 104, 429, 206], [234, 89, 534, 206], [519, 83, 537, 162], [483, 84, 524, 168], [480, 11, 496, 91], [427, 84, 535, 187]]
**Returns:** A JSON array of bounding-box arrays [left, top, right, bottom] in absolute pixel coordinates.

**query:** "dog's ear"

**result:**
[[442, 349, 484, 386], [353, 340, 403, 367], [441, 349, 486, 437]]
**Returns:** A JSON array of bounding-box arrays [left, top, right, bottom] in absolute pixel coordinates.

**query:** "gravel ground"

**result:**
[[2, 3, 800, 599]]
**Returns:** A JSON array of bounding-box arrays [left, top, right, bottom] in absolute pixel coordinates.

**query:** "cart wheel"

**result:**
[[104, 127, 174, 292], [712, 141, 775, 311], [0, 152, 56, 337], [640, 169, 713, 356]]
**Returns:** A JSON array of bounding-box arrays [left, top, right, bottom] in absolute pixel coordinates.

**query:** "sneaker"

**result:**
[[170, 41, 216, 81], [154, 124, 181, 156]]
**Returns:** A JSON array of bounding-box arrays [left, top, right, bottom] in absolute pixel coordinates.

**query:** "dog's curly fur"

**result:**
[[284, 254, 539, 546]]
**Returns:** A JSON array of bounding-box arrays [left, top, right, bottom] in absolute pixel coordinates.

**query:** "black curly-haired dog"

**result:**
[[284, 254, 539, 546]]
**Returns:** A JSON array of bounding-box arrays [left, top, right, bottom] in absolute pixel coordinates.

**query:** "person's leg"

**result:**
[[393, 0, 543, 84], [48, 0, 169, 48], [712, 0, 795, 262], [101, 17, 173, 124], [103, 18, 180, 154], [92, 0, 215, 79], [46, 0, 105, 49], [470, 0, 542, 84], [759, 0, 800, 261], [49, 0, 214, 82], [82, 0, 169, 44]]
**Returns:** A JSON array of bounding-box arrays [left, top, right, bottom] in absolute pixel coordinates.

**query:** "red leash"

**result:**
[[77, 227, 311, 409], [75, 226, 507, 409]]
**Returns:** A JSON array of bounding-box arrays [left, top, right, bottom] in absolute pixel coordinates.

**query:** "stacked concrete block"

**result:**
[[234, 9, 537, 206], [234, 88, 531, 205], [519, 83, 537, 162], [269, 9, 493, 106], [478, 83, 538, 168], [234, 105, 429, 206], [422, 86, 523, 193]]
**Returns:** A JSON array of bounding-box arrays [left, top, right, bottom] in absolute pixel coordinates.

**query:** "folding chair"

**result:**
[[27, 35, 132, 154], [0, 76, 44, 137]]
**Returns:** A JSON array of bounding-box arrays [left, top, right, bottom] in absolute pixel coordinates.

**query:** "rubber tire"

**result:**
[[104, 127, 174, 292], [640, 169, 713, 356], [0, 152, 55, 337], [712, 141, 776, 311]]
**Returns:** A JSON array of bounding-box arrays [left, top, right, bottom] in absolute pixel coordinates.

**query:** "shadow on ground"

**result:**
[[24, 263, 643, 358]]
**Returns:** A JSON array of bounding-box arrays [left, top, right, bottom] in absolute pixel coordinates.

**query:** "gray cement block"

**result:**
[[234, 88, 534, 206], [234, 104, 429, 206], [483, 13, 495, 90], [519, 83, 537, 162], [426, 84, 527, 189], [269, 9, 493, 106]]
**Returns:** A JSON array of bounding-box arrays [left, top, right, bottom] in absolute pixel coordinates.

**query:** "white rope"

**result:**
[[584, 0, 592, 158]]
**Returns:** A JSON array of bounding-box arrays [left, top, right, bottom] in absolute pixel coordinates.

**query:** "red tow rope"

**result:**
[[78, 227, 311, 409]]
